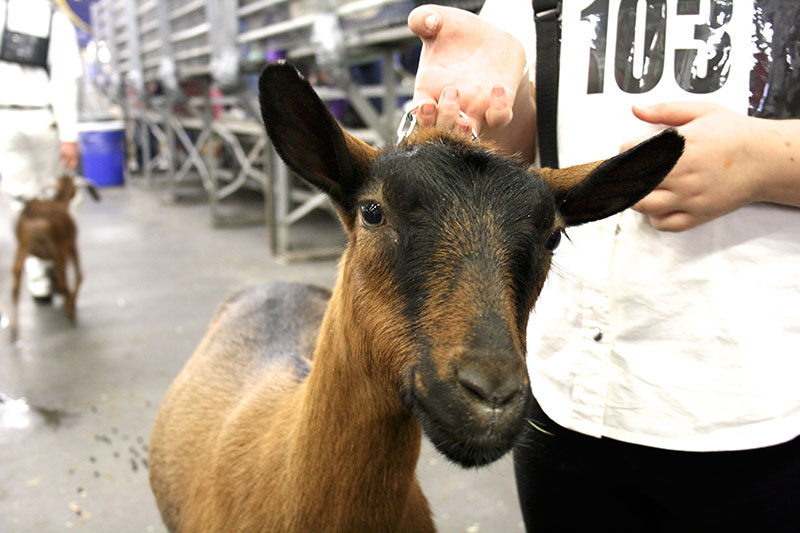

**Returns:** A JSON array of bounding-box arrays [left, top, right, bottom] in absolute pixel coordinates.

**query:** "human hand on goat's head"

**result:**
[[407, 4, 536, 163]]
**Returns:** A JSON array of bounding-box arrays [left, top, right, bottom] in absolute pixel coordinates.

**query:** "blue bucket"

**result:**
[[78, 121, 125, 187]]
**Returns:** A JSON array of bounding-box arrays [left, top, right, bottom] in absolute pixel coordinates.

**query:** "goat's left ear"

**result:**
[[259, 62, 378, 228], [537, 129, 684, 226]]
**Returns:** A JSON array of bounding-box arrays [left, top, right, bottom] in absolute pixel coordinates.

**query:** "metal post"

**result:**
[[155, 0, 178, 187], [273, 149, 290, 257], [382, 49, 398, 143], [139, 113, 152, 185], [123, 0, 144, 183], [202, 82, 220, 225]]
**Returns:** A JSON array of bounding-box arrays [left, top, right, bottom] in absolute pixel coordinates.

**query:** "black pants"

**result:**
[[513, 400, 800, 533]]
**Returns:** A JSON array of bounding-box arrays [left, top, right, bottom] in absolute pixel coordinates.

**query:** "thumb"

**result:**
[[632, 101, 721, 127], [408, 5, 442, 40]]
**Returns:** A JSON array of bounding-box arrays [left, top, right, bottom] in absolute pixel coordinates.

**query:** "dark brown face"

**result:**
[[346, 134, 562, 467]]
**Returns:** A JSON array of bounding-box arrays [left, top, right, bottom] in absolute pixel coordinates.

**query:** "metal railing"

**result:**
[[91, 0, 482, 259]]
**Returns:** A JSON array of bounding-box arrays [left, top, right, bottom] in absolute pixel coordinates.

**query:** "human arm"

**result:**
[[407, 2, 537, 163], [48, 9, 83, 169], [60, 142, 79, 170], [624, 102, 800, 232]]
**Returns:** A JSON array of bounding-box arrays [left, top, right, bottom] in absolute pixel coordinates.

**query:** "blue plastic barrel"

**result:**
[[78, 121, 125, 187]]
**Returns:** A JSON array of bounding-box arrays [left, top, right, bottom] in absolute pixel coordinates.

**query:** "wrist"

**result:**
[[749, 118, 800, 207]]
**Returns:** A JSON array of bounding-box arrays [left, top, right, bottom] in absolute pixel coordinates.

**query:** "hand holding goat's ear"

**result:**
[[622, 102, 800, 232]]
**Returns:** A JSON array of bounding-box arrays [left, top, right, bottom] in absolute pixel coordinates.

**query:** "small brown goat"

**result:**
[[149, 62, 684, 532], [10, 175, 100, 341]]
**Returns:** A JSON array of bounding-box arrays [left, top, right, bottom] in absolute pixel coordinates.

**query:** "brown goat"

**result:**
[[10, 175, 100, 341], [149, 62, 684, 532]]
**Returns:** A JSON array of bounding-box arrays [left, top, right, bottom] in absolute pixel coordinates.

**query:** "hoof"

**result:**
[[33, 294, 53, 305]]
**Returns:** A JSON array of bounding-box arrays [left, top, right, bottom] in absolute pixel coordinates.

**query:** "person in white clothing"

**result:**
[[0, 0, 83, 301], [408, 1, 799, 530]]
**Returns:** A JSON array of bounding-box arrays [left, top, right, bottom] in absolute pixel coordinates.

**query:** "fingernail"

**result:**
[[420, 103, 435, 116], [490, 86, 507, 108], [424, 13, 439, 32], [443, 87, 458, 102]]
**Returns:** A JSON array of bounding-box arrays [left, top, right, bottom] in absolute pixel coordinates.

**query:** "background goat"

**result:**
[[149, 62, 684, 532], [10, 175, 100, 341]]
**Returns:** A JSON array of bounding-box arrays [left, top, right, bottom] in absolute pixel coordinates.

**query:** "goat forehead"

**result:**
[[372, 141, 554, 227], [365, 142, 553, 331]]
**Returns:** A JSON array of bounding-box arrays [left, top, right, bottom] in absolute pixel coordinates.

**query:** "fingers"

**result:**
[[456, 115, 473, 136], [485, 86, 513, 130], [413, 88, 459, 129], [634, 189, 702, 232], [413, 89, 475, 138], [632, 101, 722, 127], [415, 100, 437, 127], [645, 211, 698, 232], [408, 5, 442, 40], [622, 101, 705, 152], [420, 85, 505, 133], [435, 87, 479, 137], [435, 87, 461, 130], [633, 188, 680, 217]]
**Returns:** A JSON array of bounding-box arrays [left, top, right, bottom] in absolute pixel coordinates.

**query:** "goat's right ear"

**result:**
[[259, 62, 378, 227]]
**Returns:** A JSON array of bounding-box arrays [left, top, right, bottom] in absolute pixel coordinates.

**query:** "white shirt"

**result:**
[[482, 0, 800, 452], [0, 0, 82, 142]]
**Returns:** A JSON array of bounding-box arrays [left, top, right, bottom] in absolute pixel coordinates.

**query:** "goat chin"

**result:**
[[404, 382, 530, 468]]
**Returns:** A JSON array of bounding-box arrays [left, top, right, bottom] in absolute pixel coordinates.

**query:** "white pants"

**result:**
[[0, 108, 63, 200], [1, 108, 64, 297]]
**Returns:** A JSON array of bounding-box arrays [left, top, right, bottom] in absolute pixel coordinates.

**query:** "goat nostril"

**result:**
[[459, 375, 489, 402], [457, 366, 520, 408]]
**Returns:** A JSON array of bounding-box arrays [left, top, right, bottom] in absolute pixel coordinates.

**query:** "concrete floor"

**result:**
[[0, 179, 525, 532]]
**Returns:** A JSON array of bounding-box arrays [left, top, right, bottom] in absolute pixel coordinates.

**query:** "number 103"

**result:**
[[580, 0, 733, 95]]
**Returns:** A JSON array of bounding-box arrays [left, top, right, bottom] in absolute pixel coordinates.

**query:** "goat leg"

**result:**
[[10, 249, 24, 342], [53, 249, 75, 324], [69, 243, 82, 323]]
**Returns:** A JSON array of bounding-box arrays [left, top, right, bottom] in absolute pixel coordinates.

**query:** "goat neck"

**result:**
[[287, 269, 429, 529]]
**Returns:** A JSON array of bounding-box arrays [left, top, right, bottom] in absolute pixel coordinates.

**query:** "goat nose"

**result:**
[[457, 361, 521, 408]]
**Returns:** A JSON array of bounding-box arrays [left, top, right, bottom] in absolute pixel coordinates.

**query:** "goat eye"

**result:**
[[544, 230, 562, 251], [360, 202, 384, 227]]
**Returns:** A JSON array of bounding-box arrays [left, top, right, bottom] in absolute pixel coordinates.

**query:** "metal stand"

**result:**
[[90, 0, 483, 259]]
